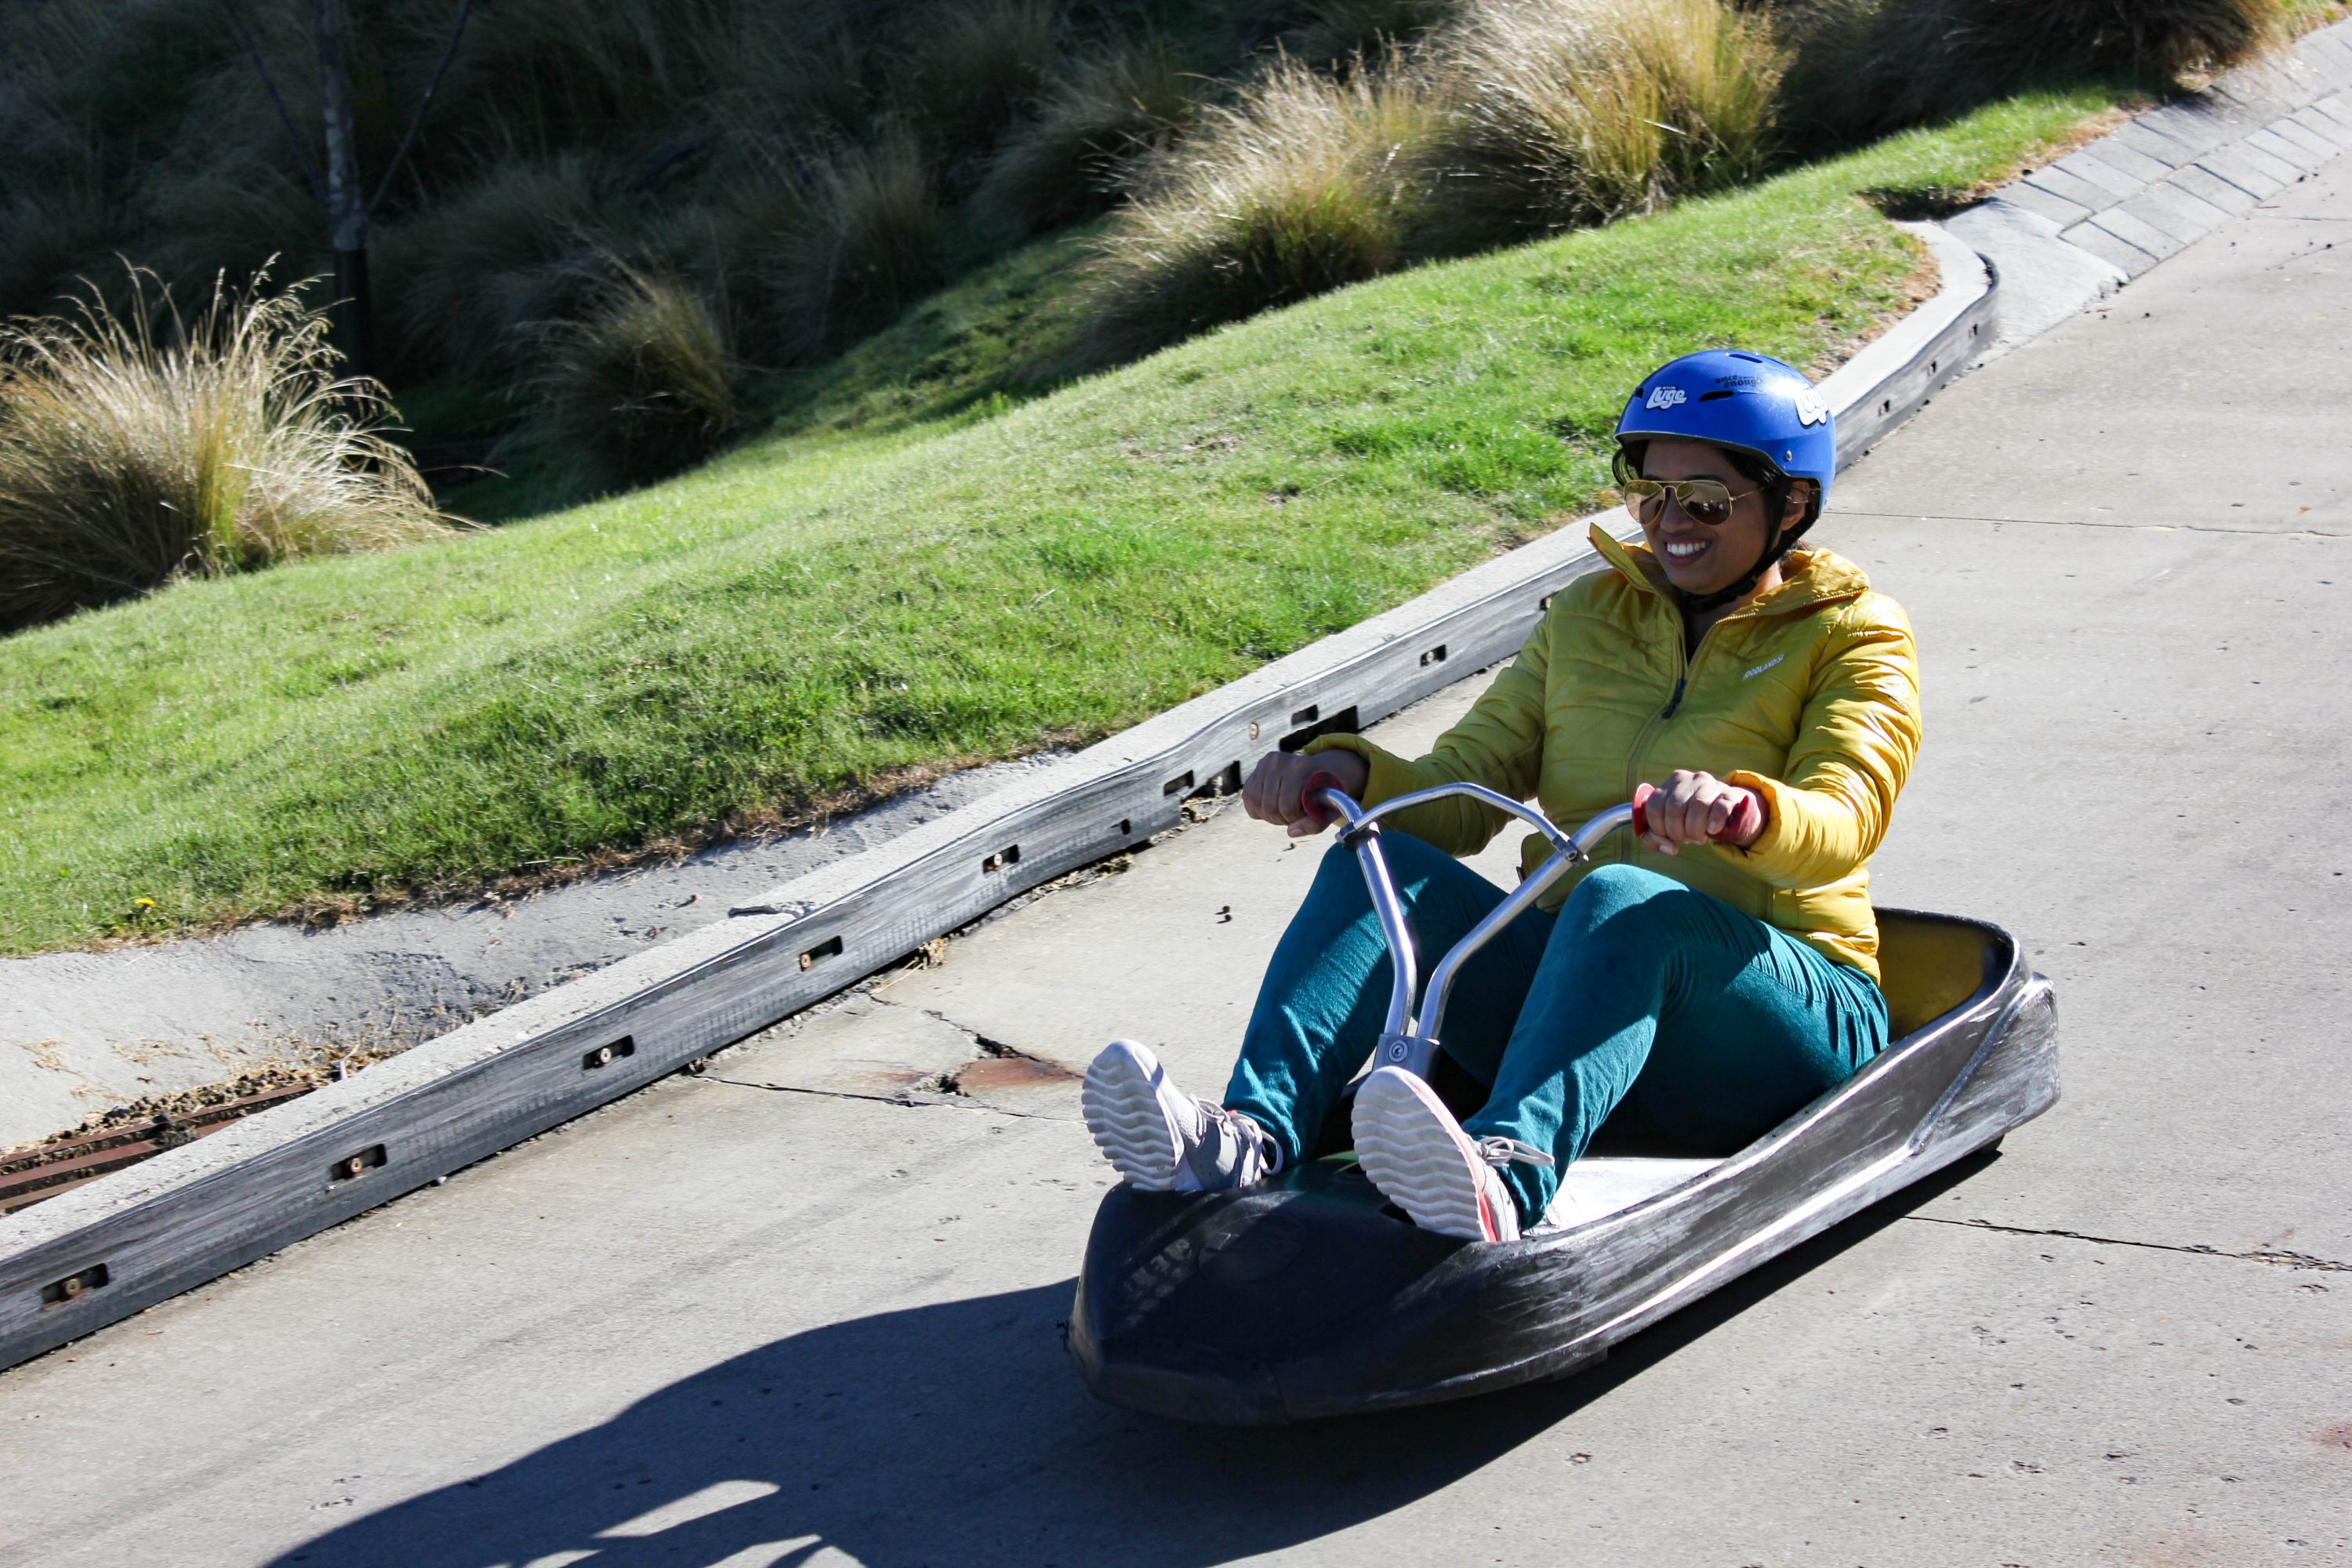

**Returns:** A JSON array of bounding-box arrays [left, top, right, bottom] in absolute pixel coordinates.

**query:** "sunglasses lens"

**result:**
[[1630, 478, 1738, 526], [1683, 485, 1733, 525]]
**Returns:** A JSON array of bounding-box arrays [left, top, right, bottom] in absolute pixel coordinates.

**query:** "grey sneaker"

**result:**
[[1351, 1065, 1553, 1242], [1083, 1040, 1276, 1192]]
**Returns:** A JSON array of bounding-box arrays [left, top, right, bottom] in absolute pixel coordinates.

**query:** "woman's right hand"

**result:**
[[1243, 749, 1370, 838]]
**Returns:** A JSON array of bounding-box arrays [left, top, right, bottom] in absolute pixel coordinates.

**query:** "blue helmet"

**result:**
[[1613, 350, 1837, 610], [1614, 349, 1836, 510]]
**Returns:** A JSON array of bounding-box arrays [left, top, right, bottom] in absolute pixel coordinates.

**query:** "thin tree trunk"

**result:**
[[314, 0, 370, 373], [234, 0, 471, 377]]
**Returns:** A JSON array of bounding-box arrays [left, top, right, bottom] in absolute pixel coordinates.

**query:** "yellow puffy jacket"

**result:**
[[1305, 522, 1922, 982]]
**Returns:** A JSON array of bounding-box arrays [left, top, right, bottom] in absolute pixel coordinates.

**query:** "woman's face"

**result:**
[[1635, 437, 1793, 599]]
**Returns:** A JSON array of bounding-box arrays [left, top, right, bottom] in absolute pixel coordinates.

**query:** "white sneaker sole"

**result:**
[[1352, 1065, 1506, 1241], [1083, 1040, 1189, 1192]]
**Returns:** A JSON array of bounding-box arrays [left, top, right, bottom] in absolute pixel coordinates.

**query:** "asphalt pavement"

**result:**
[[2, 150, 2347, 1568]]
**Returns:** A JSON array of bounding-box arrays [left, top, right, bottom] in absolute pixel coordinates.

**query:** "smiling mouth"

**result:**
[[1661, 538, 1709, 563]]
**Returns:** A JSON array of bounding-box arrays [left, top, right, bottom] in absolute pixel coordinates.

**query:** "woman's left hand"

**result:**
[[1639, 769, 1766, 855]]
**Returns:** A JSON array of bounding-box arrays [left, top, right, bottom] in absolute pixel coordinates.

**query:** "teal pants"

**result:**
[[1222, 834, 1889, 1229]]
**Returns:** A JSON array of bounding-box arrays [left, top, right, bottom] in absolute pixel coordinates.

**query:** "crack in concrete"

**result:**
[[909, 1004, 1055, 1065], [1908, 1214, 2352, 1272], [1833, 508, 2350, 539], [699, 1074, 1077, 1123]]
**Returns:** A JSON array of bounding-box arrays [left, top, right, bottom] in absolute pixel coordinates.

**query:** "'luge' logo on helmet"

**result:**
[[1645, 385, 1686, 411], [1793, 387, 1829, 427]]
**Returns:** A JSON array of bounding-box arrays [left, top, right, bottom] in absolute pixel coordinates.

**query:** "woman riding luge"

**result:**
[[1080, 350, 1922, 1243]]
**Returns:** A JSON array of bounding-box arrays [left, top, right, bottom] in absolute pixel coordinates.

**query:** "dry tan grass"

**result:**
[[977, 37, 1203, 232], [0, 265, 450, 630], [1074, 0, 1781, 361], [523, 262, 739, 491], [1075, 51, 1445, 362], [1427, 0, 1784, 240], [1772, 0, 2299, 146]]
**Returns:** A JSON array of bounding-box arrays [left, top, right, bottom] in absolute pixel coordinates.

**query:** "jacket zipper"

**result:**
[[1623, 613, 1730, 811], [1599, 535, 1869, 851]]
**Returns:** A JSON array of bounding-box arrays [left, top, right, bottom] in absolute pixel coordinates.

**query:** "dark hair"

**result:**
[[1613, 437, 1817, 535]]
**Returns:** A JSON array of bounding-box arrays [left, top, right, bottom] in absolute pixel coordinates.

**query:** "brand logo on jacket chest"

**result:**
[[1743, 654, 1785, 680]]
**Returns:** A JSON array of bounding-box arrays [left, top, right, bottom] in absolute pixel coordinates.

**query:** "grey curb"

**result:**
[[2026, 164, 2123, 212], [2165, 162, 2263, 216], [2136, 101, 2234, 154], [2002, 180, 2096, 228], [2063, 219, 2163, 276], [2297, 112, 2352, 152], [1952, 25, 2352, 310], [2070, 141, 2172, 187], [2118, 182, 2234, 247], [2050, 150, 2147, 201], [2107, 121, 2200, 169], [2244, 125, 2328, 172], [2194, 144, 2292, 199], [2084, 207, 2183, 263], [2278, 115, 2347, 157]]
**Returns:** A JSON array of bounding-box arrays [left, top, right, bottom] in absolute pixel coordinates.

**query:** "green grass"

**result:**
[[0, 89, 2124, 953]]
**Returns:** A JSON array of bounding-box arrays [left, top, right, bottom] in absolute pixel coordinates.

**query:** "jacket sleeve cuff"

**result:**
[[1301, 733, 1422, 808], [1725, 769, 1798, 879], [1726, 768, 1867, 890]]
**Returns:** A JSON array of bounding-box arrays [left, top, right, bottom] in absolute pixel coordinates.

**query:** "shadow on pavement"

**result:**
[[271, 1152, 1997, 1568]]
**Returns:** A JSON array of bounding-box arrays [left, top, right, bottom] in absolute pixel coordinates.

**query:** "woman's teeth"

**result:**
[[1664, 539, 1707, 561]]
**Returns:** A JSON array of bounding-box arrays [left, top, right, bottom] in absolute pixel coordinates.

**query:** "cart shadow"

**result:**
[[270, 1151, 1998, 1568]]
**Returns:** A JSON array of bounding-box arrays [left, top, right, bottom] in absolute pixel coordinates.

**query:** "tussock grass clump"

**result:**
[[1772, 0, 2299, 146], [1076, 0, 1780, 361], [897, 0, 1065, 164], [1076, 54, 1443, 363], [376, 154, 621, 378], [0, 268, 448, 630], [978, 39, 1202, 233], [762, 130, 950, 358], [524, 264, 738, 491], [1428, 0, 1784, 241]]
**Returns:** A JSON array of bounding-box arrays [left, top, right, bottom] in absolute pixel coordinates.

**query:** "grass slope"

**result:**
[[0, 91, 2122, 953]]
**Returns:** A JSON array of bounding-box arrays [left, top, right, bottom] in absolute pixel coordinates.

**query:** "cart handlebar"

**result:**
[[1302, 774, 1761, 848], [1299, 771, 1352, 828], [1294, 774, 1760, 1076]]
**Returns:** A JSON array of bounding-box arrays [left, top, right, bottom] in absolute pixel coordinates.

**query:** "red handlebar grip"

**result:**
[[1632, 782, 1765, 845], [1722, 791, 1765, 845], [1299, 770, 1348, 826]]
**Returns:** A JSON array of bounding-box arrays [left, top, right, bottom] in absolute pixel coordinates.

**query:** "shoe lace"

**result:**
[[1208, 1102, 1281, 1174], [1474, 1135, 1555, 1169]]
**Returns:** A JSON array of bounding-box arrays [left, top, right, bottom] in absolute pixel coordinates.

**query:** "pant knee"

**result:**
[[1307, 838, 1374, 907], [1559, 862, 1679, 942], [1310, 829, 1458, 909]]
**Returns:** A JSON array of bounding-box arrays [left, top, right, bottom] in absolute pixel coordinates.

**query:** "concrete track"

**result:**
[[3, 144, 2349, 1568]]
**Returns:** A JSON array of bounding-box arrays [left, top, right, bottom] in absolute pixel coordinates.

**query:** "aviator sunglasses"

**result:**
[[1612, 452, 1757, 527], [1620, 476, 1760, 528]]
